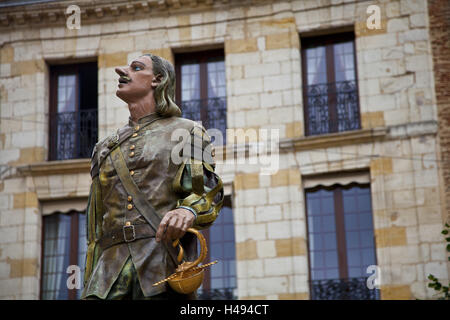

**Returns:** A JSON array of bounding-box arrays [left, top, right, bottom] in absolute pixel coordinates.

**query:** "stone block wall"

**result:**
[[0, 0, 448, 299]]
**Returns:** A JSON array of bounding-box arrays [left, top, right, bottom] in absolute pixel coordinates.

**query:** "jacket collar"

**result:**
[[128, 112, 161, 127]]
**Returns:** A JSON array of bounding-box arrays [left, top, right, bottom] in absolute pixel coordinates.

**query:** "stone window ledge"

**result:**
[[17, 159, 90, 177], [279, 128, 388, 152]]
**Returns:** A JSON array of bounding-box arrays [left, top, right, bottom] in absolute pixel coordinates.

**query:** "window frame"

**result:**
[[199, 195, 237, 299], [301, 32, 361, 136], [174, 49, 227, 143], [304, 182, 377, 282], [48, 61, 98, 161], [49, 64, 79, 161], [39, 210, 84, 300]]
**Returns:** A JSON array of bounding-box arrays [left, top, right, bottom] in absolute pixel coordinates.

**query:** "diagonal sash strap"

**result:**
[[95, 116, 164, 176], [109, 147, 180, 266]]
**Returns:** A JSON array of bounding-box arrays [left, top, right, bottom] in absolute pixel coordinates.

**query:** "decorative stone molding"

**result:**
[[16, 158, 90, 176], [0, 0, 269, 29], [279, 127, 388, 152], [279, 121, 438, 153]]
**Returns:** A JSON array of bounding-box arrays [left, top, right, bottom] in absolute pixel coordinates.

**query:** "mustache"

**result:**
[[119, 75, 131, 83]]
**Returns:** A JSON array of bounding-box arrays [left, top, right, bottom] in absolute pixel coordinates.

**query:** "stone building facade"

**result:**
[[0, 0, 448, 300]]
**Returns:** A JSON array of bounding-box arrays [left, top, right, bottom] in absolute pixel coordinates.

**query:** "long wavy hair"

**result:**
[[142, 53, 181, 117]]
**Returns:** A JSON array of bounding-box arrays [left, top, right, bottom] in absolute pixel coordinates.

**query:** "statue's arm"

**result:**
[[172, 126, 224, 230]]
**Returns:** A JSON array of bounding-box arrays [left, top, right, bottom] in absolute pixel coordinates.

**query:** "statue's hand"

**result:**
[[156, 208, 195, 242]]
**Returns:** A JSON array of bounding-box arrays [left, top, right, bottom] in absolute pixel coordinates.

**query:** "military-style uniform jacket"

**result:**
[[81, 113, 224, 299]]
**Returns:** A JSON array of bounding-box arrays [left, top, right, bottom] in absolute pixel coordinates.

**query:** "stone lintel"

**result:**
[[16, 159, 90, 177], [280, 128, 388, 152]]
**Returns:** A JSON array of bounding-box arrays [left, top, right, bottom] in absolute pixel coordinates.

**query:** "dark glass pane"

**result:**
[[211, 261, 223, 278], [222, 207, 234, 224], [211, 243, 223, 259], [307, 198, 321, 216], [333, 41, 355, 82], [56, 74, 78, 160], [325, 251, 339, 268], [312, 251, 324, 269], [210, 226, 222, 242], [224, 243, 235, 259], [322, 215, 336, 232], [307, 188, 339, 282], [57, 74, 77, 113], [346, 231, 359, 249], [211, 278, 221, 289], [360, 231, 374, 247], [50, 62, 98, 161], [358, 193, 371, 211], [322, 197, 334, 215], [207, 60, 226, 98], [362, 249, 376, 266], [325, 268, 339, 279], [313, 270, 325, 280], [224, 225, 234, 242], [179, 56, 227, 143], [229, 260, 236, 276], [312, 217, 322, 233], [41, 214, 72, 300], [343, 194, 357, 213], [311, 233, 323, 250], [181, 64, 200, 101], [306, 46, 327, 85], [348, 267, 361, 278], [359, 213, 373, 229], [304, 37, 359, 136], [77, 213, 87, 300], [199, 196, 236, 299], [323, 233, 337, 250], [341, 185, 377, 297], [347, 249, 361, 267], [345, 213, 358, 230]]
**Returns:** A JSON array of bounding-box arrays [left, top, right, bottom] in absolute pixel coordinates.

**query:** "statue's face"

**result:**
[[115, 55, 160, 103]]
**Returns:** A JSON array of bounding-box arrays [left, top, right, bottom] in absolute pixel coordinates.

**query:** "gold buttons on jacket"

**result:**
[[130, 145, 136, 150], [127, 204, 133, 210], [125, 221, 131, 226], [134, 125, 140, 131], [130, 170, 135, 176], [132, 133, 138, 138], [129, 151, 135, 157], [127, 195, 133, 202]]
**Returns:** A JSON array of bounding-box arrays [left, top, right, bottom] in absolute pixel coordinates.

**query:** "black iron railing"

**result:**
[[198, 287, 237, 300], [304, 80, 360, 136], [180, 97, 227, 143], [49, 109, 98, 160], [310, 277, 380, 300]]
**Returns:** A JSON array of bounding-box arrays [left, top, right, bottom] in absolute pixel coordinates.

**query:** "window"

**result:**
[[301, 33, 360, 136], [175, 49, 227, 144], [198, 196, 237, 299], [305, 183, 379, 300], [40, 211, 86, 300], [49, 61, 98, 160]]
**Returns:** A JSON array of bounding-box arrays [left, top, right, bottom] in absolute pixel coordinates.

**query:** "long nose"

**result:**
[[115, 66, 127, 77]]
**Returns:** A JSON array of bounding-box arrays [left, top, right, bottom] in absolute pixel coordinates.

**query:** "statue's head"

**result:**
[[115, 53, 181, 117]]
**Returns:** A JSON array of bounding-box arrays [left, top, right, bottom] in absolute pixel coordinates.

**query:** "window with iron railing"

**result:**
[[175, 49, 227, 144], [49, 62, 98, 161], [301, 33, 360, 136], [305, 183, 380, 300]]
